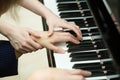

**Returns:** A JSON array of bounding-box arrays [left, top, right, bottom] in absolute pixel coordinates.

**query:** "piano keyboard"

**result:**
[[43, 0, 120, 80]]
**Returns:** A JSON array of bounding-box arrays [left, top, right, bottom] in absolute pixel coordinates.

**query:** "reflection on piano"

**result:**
[[40, 0, 120, 80]]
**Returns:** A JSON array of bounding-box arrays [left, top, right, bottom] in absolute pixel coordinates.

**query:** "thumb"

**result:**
[[48, 26, 54, 36], [46, 43, 65, 53]]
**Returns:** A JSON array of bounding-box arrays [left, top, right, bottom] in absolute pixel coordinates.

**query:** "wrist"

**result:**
[[45, 13, 58, 22]]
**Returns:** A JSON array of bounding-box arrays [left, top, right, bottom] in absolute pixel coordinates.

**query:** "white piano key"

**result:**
[[107, 74, 120, 79], [44, 0, 59, 16], [57, 1, 86, 4], [83, 35, 102, 40], [43, 0, 120, 79], [86, 74, 120, 80], [53, 51, 113, 69], [80, 26, 98, 30], [63, 16, 93, 20], [86, 76, 107, 80], [60, 9, 90, 13], [55, 42, 68, 51]]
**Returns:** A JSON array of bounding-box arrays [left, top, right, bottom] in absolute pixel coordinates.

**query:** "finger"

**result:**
[[68, 22, 76, 26], [70, 25, 82, 40], [68, 22, 83, 39], [70, 69, 92, 77], [48, 25, 54, 36], [29, 36, 44, 50], [63, 23, 82, 40], [20, 44, 35, 53], [28, 39, 43, 50], [16, 48, 29, 54], [54, 32, 80, 44], [45, 43, 65, 53], [29, 30, 41, 38], [66, 33, 80, 44]]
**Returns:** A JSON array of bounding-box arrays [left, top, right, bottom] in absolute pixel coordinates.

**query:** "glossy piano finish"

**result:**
[[40, 0, 120, 80]]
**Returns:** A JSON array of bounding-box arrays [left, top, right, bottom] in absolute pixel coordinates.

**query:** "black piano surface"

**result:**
[[41, 0, 120, 79]]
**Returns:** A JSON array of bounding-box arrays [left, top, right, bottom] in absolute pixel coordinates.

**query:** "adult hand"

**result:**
[[46, 15, 82, 41], [7, 27, 42, 54], [28, 68, 92, 80], [30, 31, 80, 53]]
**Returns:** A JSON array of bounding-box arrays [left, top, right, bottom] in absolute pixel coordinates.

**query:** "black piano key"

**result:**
[[57, 0, 77, 2], [94, 40, 106, 49], [67, 42, 87, 48], [71, 55, 98, 62], [60, 10, 92, 18], [72, 62, 118, 76], [73, 62, 102, 70], [67, 18, 96, 28], [70, 51, 97, 57], [82, 10, 92, 16], [105, 70, 118, 75], [57, 0, 85, 2], [103, 61, 117, 71], [90, 28, 100, 33], [57, 3, 79, 11], [71, 53, 97, 58], [68, 43, 94, 49], [78, 2, 89, 10], [81, 29, 89, 34], [67, 19, 87, 28], [80, 39, 93, 44], [90, 32, 100, 36], [67, 40, 93, 48], [67, 41, 103, 52], [65, 29, 77, 37], [69, 49, 110, 59], [97, 53, 109, 59], [60, 12, 82, 18], [87, 70, 105, 77], [86, 18, 96, 27], [68, 45, 95, 52], [91, 32, 100, 36], [67, 39, 105, 50]]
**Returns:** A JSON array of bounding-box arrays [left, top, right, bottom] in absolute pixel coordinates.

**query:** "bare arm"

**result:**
[[18, 0, 82, 40], [18, 0, 55, 19], [0, 19, 41, 54]]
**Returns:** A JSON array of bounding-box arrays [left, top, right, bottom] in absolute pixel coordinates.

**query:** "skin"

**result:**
[[26, 31, 92, 80], [0, 0, 90, 80], [27, 68, 92, 80], [0, 0, 82, 54], [19, 0, 82, 39], [30, 31, 80, 53]]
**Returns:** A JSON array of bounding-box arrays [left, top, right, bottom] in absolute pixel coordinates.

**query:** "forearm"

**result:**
[[18, 0, 56, 19]]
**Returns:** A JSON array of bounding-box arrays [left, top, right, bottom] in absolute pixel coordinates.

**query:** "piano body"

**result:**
[[40, 0, 120, 80]]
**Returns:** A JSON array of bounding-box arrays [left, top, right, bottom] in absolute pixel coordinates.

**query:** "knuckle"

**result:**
[[21, 42, 27, 47]]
